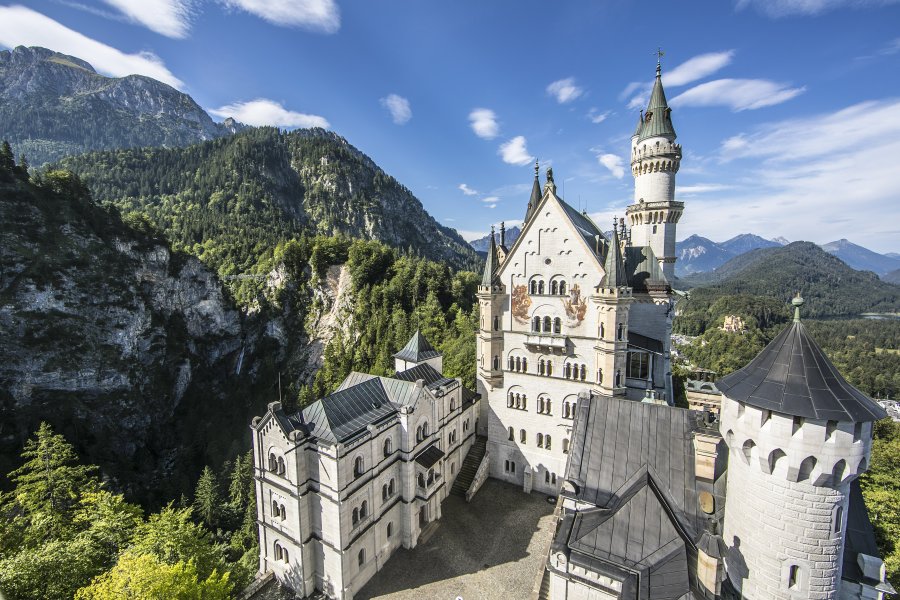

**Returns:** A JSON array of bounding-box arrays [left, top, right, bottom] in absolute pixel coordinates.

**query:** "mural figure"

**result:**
[[563, 283, 587, 327], [511, 284, 531, 323]]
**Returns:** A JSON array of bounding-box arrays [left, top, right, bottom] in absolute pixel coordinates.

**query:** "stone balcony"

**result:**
[[525, 334, 568, 352]]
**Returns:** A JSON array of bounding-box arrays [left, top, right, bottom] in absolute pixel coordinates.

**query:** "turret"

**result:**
[[524, 161, 541, 224], [717, 296, 888, 600], [626, 61, 683, 282], [591, 221, 632, 397], [477, 226, 505, 387]]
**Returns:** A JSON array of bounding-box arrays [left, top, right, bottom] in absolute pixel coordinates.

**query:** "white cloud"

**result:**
[[676, 183, 734, 195], [735, 0, 900, 17], [480, 196, 499, 204], [380, 94, 411, 125], [670, 79, 806, 111], [458, 183, 478, 196], [101, 0, 195, 38], [597, 153, 625, 179], [223, 0, 340, 33], [588, 109, 611, 124], [546, 77, 584, 104], [678, 99, 900, 253], [457, 229, 488, 242], [469, 108, 499, 139], [499, 136, 535, 166], [664, 51, 735, 86], [0, 6, 184, 88], [209, 98, 329, 128]]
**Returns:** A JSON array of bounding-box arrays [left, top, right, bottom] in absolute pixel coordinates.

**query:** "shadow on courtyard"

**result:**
[[357, 478, 555, 600]]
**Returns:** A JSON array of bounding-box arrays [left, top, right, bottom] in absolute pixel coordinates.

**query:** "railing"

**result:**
[[525, 334, 568, 350], [466, 449, 490, 502]]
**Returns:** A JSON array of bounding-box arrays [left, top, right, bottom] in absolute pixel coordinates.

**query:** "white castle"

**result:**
[[247, 63, 893, 600]]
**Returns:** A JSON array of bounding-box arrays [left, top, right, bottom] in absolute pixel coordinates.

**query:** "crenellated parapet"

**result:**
[[625, 200, 684, 226]]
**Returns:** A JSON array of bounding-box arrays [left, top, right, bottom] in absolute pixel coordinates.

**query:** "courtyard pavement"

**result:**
[[357, 479, 557, 600]]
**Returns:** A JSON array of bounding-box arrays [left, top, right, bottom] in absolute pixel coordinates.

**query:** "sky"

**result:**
[[1, 0, 899, 253]]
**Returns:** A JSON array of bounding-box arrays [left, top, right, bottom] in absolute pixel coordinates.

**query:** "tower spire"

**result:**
[[525, 160, 541, 223], [481, 225, 499, 286]]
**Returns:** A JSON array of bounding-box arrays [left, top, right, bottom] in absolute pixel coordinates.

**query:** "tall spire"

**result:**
[[481, 225, 499, 286], [602, 220, 628, 288], [638, 60, 677, 142], [525, 160, 541, 223]]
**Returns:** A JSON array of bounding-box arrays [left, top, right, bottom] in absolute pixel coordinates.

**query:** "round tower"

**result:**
[[625, 61, 683, 282], [716, 296, 887, 600], [476, 226, 505, 390]]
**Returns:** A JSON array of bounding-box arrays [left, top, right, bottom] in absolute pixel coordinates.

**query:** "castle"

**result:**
[[248, 63, 893, 600]]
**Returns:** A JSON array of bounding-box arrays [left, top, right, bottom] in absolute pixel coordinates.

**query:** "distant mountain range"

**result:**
[[0, 46, 245, 166], [469, 225, 521, 253]]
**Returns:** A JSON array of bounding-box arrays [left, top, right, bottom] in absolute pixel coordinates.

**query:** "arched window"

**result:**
[[547, 361, 553, 376], [508, 392, 514, 407], [530, 280, 537, 295], [422, 421, 430, 437], [418, 473, 426, 488], [565, 363, 572, 379], [617, 323, 624, 340], [599, 323, 605, 339], [538, 359, 545, 375], [597, 368, 603, 384], [522, 357, 528, 371], [277, 457, 286, 475], [537, 433, 543, 448], [387, 522, 394, 538], [832, 459, 846, 485], [563, 438, 569, 454], [384, 438, 392, 457], [546, 398, 551, 414], [520, 429, 526, 443], [538, 397, 545, 413], [274, 542, 283, 561], [741, 440, 756, 465], [493, 356, 499, 370], [508, 356, 514, 370], [546, 435, 552, 450], [358, 549, 366, 567], [553, 317, 561, 334], [538, 281, 545, 295], [533, 316, 540, 332], [508, 426, 514, 441], [798, 456, 817, 482], [416, 425, 422, 441], [515, 357, 521, 372], [269, 453, 277, 471], [493, 316, 499, 331], [352, 508, 359, 526], [543, 316, 552, 332], [354, 456, 364, 478], [580, 364, 586, 381], [272, 500, 280, 517], [522, 395, 527, 410], [382, 484, 388, 501], [615, 370, 621, 387], [835, 505, 844, 533], [563, 401, 570, 419], [281, 504, 286, 520], [551, 281, 558, 295], [389, 478, 395, 496], [559, 281, 567, 295], [515, 393, 521, 408], [360, 500, 368, 518]]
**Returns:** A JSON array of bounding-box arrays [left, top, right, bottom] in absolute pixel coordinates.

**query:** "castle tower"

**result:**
[[477, 226, 505, 390], [717, 297, 888, 600], [591, 223, 632, 397], [626, 61, 683, 282]]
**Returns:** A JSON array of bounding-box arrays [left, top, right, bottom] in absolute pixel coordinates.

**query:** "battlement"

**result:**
[[631, 140, 682, 161], [625, 200, 683, 226]]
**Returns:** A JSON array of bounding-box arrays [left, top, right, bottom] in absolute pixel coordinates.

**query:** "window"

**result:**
[[560, 281, 567, 295], [617, 323, 624, 340], [418, 473, 426, 488], [508, 356, 514, 370], [382, 484, 388, 501], [277, 457, 286, 475], [360, 501, 368, 518], [538, 281, 545, 295], [545, 398, 551, 415], [563, 401, 571, 419], [389, 478, 395, 496], [515, 357, 521, 372], [553, 318, 561, 334], [522, 395, 526, 410], [538, 397, 545, 413], [280, 504, 286, 520], [274, 542, 282, 561], [272, 500, 280, 518], [653, 225, 657, 234], [538, 359, 545, 375], [788, 565, 799, 589], [450, 398, 456, 411], [523, 357, 528, 371], [563, 438, 569, 454], [537, 433, 543, 448], [530, 280, 537, 295], [384, 438, 392, 457], [352, 508, 359, 526], [551, 281, 558, 295], [520, 429, 526, 443], [545, 470, 550, 484], [387, 522, 394, 538], [282, 548, 289, 563], [268, 453, 277, 471], [543, 316, 551, 332], [358, 549, 366, 568], [545, 435, 552, 451], [416, 425, 422, 441], [580, 364, 586, 381], [504, 460, 516, 473], [853, 422, 863, 442], [508, 426, 514, 441], [615, 370, 621, 387], [627, 352, 650, 380], [565, 363, 572, 379], [826, 420, 837, 441], [533, 316, 540, 332], [354, 456, 364, 478], [599, 323, 605, 339], [493, 356, 499, 370], [493, 316, 499, 331], [546, 361, 553, 376], [597, 368, 603, 384]]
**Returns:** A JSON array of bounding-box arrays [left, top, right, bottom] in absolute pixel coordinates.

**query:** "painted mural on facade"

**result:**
[[511, 284, 531, 323], [563, 284, 587, 327]]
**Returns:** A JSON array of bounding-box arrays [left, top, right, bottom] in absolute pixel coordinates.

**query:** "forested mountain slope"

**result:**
[[0, 46, 242, 166], [60, 127, 479, 293]]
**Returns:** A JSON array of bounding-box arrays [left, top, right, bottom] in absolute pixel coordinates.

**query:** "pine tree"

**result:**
[[193, 466, 222, 529], [228, 451, 253, 509]]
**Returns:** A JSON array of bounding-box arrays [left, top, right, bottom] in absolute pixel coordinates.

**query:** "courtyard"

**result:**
[[357, 479, 557, 600]]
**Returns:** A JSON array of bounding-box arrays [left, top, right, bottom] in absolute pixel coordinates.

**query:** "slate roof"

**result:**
[[601, 227, 627, 288], [393, 330, 441, 363], [557, 393, 725, 599], [637, 64, 677, 142], [629, 331, 665, 354], [394, 362, 455, 391], [414, 444, 444, 468], [525, 168, 541, 223], [301, 377, 396, 443], [716, 321, 887, 422], [625, 244, 670, 292], [558, 197, 606, 257], [481, 228, 500, 286]]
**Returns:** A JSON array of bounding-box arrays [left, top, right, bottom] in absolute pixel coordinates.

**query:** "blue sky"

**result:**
[[1, 0, 899, 253]]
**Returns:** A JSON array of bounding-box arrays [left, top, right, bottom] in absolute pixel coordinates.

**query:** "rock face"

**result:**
[[0, 46, 244, 166], [0, 172, 262, 503]]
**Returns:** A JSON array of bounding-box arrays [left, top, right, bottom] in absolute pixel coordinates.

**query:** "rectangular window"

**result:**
[[627, 352, 650, 380]]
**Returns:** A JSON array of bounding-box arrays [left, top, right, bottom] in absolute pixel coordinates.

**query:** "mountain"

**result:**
[[675, 233, 784, 276], [720, 233, 783, 255], [675, 242, 900, 334], [884, 269, 900, 285], [772, 236, 790, 245], [59, 127, 480, 280], [820, 238, 900, 276], [0, 46, 244, 166], [469, 225, 521, 252]]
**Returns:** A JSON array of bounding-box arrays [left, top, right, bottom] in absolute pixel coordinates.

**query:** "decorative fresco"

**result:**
[[511, 284, 531, 323], [563, 283, 587, 327]]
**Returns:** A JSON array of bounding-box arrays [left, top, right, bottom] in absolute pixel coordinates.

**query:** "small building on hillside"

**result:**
[[721, 315, 746, 333], [249, 331, 482, 600]]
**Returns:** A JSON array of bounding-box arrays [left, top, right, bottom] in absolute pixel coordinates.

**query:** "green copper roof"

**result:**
[[636, 64, 677, 142], [481, 226, 500, 286], [525, 161, 541, 223]]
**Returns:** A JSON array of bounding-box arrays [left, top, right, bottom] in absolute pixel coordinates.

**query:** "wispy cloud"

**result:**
[[223, 0, 340, 33], [458, 183, 478, 196], [469, 108, 499, 139], [100, 0, 195, 38], [588, 108, 611, 124], [671, 79, 805, 111], [499, 136, 535, 166], [878, 36, 900, 55], [623, 50, 735, 109], [209, 98, 329, 128], [481, 196, 499, 209], [678, 99, 900, 252], [380, 94, 411, 125], [597, 153, 625, 179], [676, 183, 734, 195], [0, 6, 183, 88], [546, 77, 584, 104], [735, 0, 900, 17]]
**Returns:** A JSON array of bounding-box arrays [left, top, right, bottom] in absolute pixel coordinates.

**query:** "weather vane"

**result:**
[[656, 47, 665, 64]]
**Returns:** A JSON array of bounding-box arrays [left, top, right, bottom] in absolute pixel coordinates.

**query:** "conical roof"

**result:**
[[393, 330, 441, 362], [525, 161, 541, 223], [481, 226, 499, 286], [637, 64, 677, 142], [717, 305, 887, 422], [601, 226, 628, 288]]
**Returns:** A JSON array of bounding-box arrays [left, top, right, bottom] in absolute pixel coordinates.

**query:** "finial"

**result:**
[[490, 224, 495, 235], [546, 166, 554, 182], [792, 292, 804, 322], [534, 160, 539, 177], [656, 47, 664, 74]]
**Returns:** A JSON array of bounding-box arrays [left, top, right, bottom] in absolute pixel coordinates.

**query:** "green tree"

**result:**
[[228, 452, 253, 509], [131, 505, 224, 580], [193, 466, 222, 529], [0, 537, 105, 600], [75, 552, 231, 600]]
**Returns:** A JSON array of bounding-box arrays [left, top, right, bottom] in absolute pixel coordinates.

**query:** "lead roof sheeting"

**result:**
[[629, 331, 665, 354], [414, 444, 444, 468], [393, 330, 441, 362], [558, 197, 606, 257], [626, 245, 669, 290], [717, 322, 887, 422], [394, 363, 455, 390], [300, 377, 396, 443]]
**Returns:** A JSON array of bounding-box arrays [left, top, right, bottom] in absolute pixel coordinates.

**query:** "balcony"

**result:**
[[525, 334, 568, 352]]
